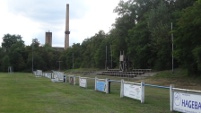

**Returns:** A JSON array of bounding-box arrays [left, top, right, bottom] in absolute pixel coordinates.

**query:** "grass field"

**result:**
[[0, 72, 172, 113]]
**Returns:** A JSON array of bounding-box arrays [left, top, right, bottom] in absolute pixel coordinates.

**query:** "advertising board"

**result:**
[[69, 76, 75, 85], [36, 70, 42, 76], [96, 80, 106, 92], [79, 78, 87, 88], [173, 91, 201, 113], [123, 83, 142, 100], [120, 80, 144, 103]]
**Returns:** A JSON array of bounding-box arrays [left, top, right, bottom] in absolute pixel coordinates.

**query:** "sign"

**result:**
[[96, 80, 106, 92], [120, 80, 144, 103], [123, 83, 142, 100], [173, 91, 201, 113], [69, 76, 75, 85], [79, 78, 87, 88], [36, 70, 42, 76]]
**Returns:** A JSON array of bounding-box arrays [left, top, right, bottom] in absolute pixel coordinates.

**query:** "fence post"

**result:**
[[108, 79, 111, 93], [86, 78, 88, 88], [79, 76, 80, 86], [120, 79, 124, 98], [141, 81, 145, 103], [73, 76, 76, 85], [106, 78, 109, 94], [170, 84, 174, 112], [95, 77, 97, 91]]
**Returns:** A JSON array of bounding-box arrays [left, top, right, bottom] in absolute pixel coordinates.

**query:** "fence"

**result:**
[[79, 76, 95, 88], [50, 71, 64, 82], [33, 70, 43, 77], [43, 73, 52, 79], [33, 70, 201, 112]]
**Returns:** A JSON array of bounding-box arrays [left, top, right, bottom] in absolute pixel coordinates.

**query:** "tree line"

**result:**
[[0, 0, 201, 75]]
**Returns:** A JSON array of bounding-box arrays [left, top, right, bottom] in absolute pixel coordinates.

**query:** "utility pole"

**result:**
[[105, 46, 107, 70], [171, 22, 174, 73], [57, 61, 63, 71], [110, 45, 112, 68], [72, 53, 74, 69], [32, 39, 34, 72]]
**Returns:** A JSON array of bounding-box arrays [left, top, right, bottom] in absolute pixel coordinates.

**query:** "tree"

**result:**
[[0, 47, 4, 70], [1, 34, 26, 71], [10, 39, 26, 70], [1, 55, 10, 71], [114, 0, 155, 69], [147, 1, 172, 70], [2, 34, 24, 52], [71, 43, 82, 68], [175, 0, 201, 75]]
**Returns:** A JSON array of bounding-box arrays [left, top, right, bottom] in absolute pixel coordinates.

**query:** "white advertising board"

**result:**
[[79, 78, 87, 88], [173, 91, 201, 113], [35, 70, 42, 77], [123, 83, 142, 100]]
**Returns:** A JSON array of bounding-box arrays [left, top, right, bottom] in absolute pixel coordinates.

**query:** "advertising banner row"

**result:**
[[79, 77, 144, 103], [34, 72, 201, 112], [69, 76, 201, 112]]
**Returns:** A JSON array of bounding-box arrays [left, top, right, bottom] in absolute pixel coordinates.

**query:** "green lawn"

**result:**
[[0, 73, 171, 113]]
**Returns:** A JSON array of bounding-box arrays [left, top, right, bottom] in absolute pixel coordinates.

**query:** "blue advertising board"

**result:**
[[96, 80, 106, 92]]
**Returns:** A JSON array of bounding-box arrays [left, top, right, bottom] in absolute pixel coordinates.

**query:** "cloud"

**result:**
[[6, 0, 87, 23], [0, 0, 120, 47], [0, 1, 42, 45]]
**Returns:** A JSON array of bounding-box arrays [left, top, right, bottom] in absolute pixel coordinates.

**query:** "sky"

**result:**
[[0, 0, 122, 47]]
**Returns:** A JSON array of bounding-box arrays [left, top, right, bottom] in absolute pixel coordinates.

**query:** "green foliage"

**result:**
[[1, 34, 24, 52], [1, 55, 10, 71], [128, 21, 152, 68], [175, 0, 201, 75], [0, 0, 199, 74], [0, 34, 26, 71], [0, 34, 61, 72], [193, 46, 201, 71]]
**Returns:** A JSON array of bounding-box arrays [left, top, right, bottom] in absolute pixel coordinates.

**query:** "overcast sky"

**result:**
[[0, 0, 122, 47]]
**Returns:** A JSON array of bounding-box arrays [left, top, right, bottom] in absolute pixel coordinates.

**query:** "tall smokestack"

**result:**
[[45, 31, 52, 47], [65, 4, 70, 49]]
